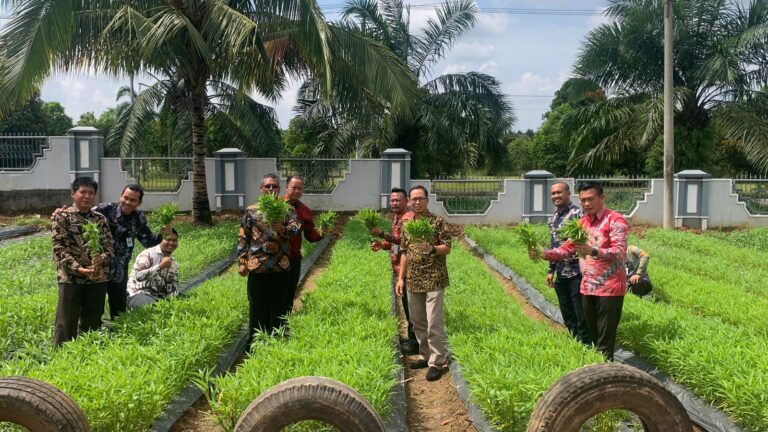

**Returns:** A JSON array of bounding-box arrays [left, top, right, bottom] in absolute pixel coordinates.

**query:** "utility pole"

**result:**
[[663, 0, 675, 229]]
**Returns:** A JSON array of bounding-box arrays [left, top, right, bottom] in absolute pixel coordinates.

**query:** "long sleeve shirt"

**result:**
[[52, 207, 115, 284], [380, 210, 414, 275], [626, 245, 650, 277], [288, 200, 323, 259], [126, 245, 179, 299], [543, 207, 629, 296], [237, 203, 301, 273], [93, 202, 162, 283], [547, 203, 583, 279]]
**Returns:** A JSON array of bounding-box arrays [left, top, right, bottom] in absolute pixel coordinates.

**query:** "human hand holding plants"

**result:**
[[238, 264, 247, 276], [271, 222, 285, 235], [369, 227, 383, 237], [574, 243, 593, 257], [159, 256, 173, 270], [414, 242, 433, 253], [629, 274, 641, 284], [546, 273, 554, 288], [370, 241, 383, 252]]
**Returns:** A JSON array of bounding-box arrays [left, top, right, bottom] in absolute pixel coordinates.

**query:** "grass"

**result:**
[[208, 219, 398, 431]]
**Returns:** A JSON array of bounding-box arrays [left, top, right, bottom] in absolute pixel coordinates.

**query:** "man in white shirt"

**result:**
[[127, 229, 180, 308]]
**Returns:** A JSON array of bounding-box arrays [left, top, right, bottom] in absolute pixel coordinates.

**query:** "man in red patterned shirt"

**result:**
[[370, 187, 418, 355], [284, 176, 324, 308], [531, 181, 628, 361]]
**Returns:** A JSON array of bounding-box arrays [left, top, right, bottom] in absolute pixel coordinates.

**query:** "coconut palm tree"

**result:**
[[294, 0, 516, 177], [568, 0, 768, 174], [0, 0, 418, 223]]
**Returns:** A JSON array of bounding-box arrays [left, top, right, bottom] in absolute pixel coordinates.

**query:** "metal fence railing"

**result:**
[[431, 179, 505, 214], [121, 157, 192, 192], [278, 158, 350, 194], [576, 178, 652, 214], [732, 178, 768, 215], [0, 134, 50, 171]]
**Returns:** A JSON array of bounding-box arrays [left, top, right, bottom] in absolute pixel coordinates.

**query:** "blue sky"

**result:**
[[7, 1, 610, 132]]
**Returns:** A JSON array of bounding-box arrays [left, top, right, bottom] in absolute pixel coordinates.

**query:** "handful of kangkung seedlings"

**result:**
[[403, 218, 435, 244], [558, 218, 589, 244], [83, 221, 103, 259], [515, 223, 543, 261], [258, 193, 292, 224], [315, 211, 338, 236], [152, 202, 179, 235], [356, 208, 382, 229]]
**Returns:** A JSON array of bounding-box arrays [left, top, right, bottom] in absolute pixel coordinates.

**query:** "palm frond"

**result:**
[[410, 0, 477, 79]]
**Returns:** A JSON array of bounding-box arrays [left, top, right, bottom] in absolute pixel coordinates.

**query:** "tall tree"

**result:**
[[41, 102, 74, 135], [569, 0, 768, 174], [0, 0, 417, 224]]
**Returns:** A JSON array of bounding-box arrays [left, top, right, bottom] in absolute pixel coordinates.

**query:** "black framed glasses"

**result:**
[[262, 183, 279, 190]]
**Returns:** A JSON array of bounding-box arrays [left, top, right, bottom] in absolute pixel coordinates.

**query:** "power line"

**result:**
[[321, 3, 603, 16]]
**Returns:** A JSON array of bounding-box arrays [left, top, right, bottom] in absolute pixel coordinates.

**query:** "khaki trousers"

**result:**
[[407, 289, 447, 368]]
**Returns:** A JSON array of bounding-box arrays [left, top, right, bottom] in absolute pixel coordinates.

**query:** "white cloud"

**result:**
[[474, 13, 509, 35], [449, 42, 496, 61], [442, 60, 498, 75], [505, 70, 570, 95]]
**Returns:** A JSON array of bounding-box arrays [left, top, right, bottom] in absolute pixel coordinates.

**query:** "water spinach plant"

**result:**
[[257, 193, 292, 223], [315, 210, 338, 236], [82, 221, 103, 258], [557, 218, 588, 244], [355, 208, 382, 229], [402, 217, 434, 243]]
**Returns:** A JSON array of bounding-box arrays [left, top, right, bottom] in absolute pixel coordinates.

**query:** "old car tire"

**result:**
[[528, 363, 691, 432], [234, 376, 385, 432], [0, 376, 90, 431]]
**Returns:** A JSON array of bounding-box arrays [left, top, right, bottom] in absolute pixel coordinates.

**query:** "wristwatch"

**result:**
[[429, 245, 437, 255], [590, 247, 599, 258]]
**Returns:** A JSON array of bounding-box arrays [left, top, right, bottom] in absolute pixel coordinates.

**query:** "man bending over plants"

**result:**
[[396, 185, 452, 381], [238, 173, 301, 345], [52, 177, 115, 346], [626, 245, 652, 297], [530, 181, 628, 361], [126, 229, 180, 308]]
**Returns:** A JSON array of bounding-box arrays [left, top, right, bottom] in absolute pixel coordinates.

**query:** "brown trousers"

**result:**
[[407, 289, 447, 368]]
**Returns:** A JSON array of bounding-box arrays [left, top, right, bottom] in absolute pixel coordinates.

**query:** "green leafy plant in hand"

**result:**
[[558, 218, 588, 243], [151, 202, 179, 235], [315, 211, 338, 235], [403, 218, 435, 243], [82, 221, 102, 258], [258, 193, 292, 223], [514, 223, 543, 251], [356, 208, 382, 229]]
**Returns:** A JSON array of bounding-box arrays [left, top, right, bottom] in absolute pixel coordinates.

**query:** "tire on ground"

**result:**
[[234, 376, 385, 432], [527, 363, 691, 432], [0, 376, 90, 431]]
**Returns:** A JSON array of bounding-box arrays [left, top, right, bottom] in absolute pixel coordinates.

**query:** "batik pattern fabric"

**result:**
[[127, 245, 180, 299], [548, 203, 584, 279], [52, 207, 115, 284], [402, 213, 451, 293], [237, 203, 301, 273]]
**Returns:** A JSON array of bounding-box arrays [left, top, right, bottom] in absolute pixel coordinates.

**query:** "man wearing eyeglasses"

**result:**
[[237, 173, 301, 345]]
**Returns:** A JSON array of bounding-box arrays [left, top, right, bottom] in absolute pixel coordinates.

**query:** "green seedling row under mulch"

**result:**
[[0, 221, 239, 364], [446, 245, 603, 431], [208, 219, 398, 431], [465, 225, 768, 431], [1, 270, 248, 432]]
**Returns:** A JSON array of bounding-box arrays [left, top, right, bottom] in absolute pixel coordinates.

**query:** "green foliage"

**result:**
[[209, 219, 397, 430], [40, 102, 73, 135], [706, 227, 768, 252], [12, 214, 51, 229], [82, 221, 102, 258], [355, 208, 382, 229], [257, 194, 292, 223], [513, 223, 546, 256], [402, 218, 434, 243], [315, 211, 338, 235], [150, 202, 178, 230], [557, 218, 588, 244]]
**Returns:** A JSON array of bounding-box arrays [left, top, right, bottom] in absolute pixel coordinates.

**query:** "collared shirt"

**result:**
[[548, 202, 583, 279], [52, 207, 115, 284], [126, 245, 179, 299], [93, 202, 162, 283], [626, 245, 650, 277], [288, 200, 323, 259], [402, 213, 451, 293], [543, 207, 628, 296], [237, 203, 301, 273], [381, 210, 414, 275]]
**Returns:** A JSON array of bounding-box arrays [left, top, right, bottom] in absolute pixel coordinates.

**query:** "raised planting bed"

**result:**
[[208, 219, 400, 430], [466, 225, 768, 431], [0, 221, 239, 364]]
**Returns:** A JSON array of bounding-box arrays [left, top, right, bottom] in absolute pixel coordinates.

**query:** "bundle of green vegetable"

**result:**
[[151, 202, 179, 234], [82, 221, 102, 258], [403, 218, 434, 243], [514, 223, 542, 251], [258, 193, 292, 223], [558, 218, 588, 243], [356, 208, 382, 229], [315, 211, 338, 235]]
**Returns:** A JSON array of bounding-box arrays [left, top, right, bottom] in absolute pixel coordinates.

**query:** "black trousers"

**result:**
[[582, 294, 625, 361], [107, 269, 129, 320], [287, 257, 303, 308], [554, 275, 592, 345], [246, 271, 293, 342], [392, 274, 417, 341], [54, 282, 108, 346]]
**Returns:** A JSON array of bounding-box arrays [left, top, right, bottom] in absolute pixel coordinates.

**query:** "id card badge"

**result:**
[[126, 237, 133, 248], [392, 244, 400, 255]]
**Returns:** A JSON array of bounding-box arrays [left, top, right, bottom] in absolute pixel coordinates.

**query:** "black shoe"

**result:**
[[400, 340, 419, 355], [426, 366, 444, 381], [409, 359, 428, 369]]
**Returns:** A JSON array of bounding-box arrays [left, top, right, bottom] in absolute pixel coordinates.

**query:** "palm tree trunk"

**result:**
[[190, 77, 213, 225]]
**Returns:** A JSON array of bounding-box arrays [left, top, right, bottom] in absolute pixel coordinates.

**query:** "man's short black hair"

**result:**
[[408, 185, 429, 198], [122, 184, 144, 201], [578, 181, 604, 195], [72, 176, 98, 193], [262, 173, 279, 183], [390, 187, 407, 199], [286, 175, 304, 184], [552, 181, 571, 192]]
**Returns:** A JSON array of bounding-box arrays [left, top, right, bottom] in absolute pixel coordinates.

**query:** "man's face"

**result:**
[[160, 233, 179, 255], [286, 179, 304, 202], [260, 177, 280, 196], [409, 189, 428, 214], [72, 186, 96, 212], [579, 188, 605, 216], [550, 183, 570, 209], [119, 188, 142, 215], [389, 192, 406, 213]]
